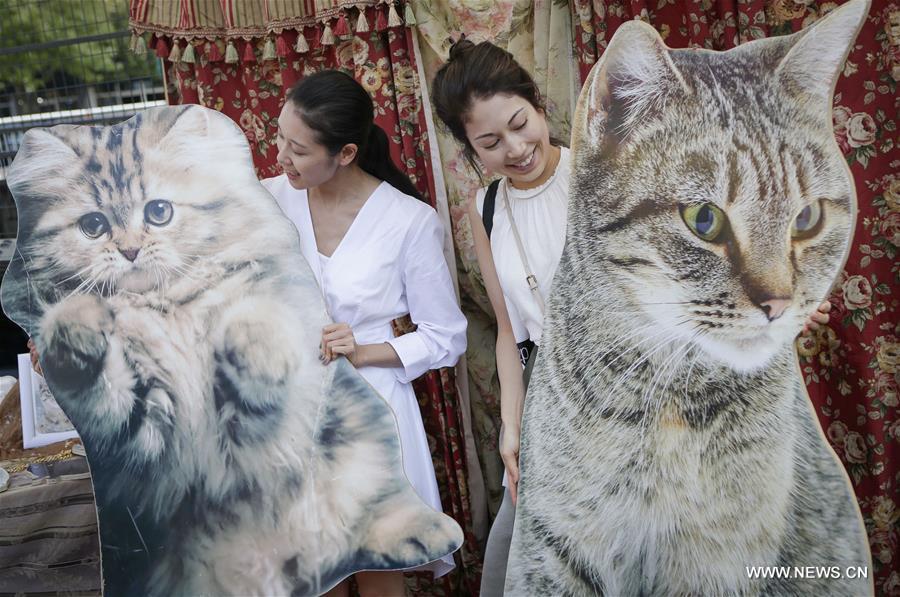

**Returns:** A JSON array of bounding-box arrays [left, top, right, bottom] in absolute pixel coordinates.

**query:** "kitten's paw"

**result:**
[[218, 313, 297, 387], [39, 294, 114, 389], [360, 496, 463, 570], [214, 304, 303, 445]]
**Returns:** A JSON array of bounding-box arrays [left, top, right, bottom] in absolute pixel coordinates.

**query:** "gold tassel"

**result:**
[[262, 36, 276, 60], [356, 5, 370, 32], [404, 2, 417, 26], [387, 2, 402, 27], [181, 40, 196, 63], [169, 40, 182, 62], [225, 40, 239, 63], [321, 22, 335, 45], [295, 31, 310, 53]]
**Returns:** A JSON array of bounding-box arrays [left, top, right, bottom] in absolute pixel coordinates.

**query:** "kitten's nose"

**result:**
[[119, 247, 140, 262], [759, 297, 791, 322]]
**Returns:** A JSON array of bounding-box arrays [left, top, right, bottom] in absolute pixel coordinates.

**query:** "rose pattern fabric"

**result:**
[[573, 0, 898, 593]]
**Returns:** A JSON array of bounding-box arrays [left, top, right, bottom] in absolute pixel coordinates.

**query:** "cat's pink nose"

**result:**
[[760, 297, 791, 321], [119, 247, 140, 262]]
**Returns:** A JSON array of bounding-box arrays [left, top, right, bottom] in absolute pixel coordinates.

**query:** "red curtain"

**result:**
[[130, 3, 481, 594], [573, 0, 899, 594]]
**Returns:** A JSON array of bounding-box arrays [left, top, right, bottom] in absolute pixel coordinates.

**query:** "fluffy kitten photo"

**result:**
[[507, 1, 873, 595], [1, 105, 462, 596]]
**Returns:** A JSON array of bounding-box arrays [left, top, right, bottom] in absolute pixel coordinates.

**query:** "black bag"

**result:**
[[481, 178, 501, 239]]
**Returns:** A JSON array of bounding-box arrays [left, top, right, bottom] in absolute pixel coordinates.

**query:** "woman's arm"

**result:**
[[320, 323, 402, 367], [467, 192, 526, 504], [376, 208, 467, 380], [321, 206, 466, 372]]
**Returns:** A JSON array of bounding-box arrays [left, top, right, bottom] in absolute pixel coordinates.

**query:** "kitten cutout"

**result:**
[[508, 1, 873, 595], [1, 105, 462, 596]]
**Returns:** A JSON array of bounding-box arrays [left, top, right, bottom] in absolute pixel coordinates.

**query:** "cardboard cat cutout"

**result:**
[[0, 105, 463, 596], [507, 1, 873, 595]]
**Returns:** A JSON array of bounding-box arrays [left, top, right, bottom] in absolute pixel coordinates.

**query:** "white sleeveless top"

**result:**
[[475, 147, 570, 346]]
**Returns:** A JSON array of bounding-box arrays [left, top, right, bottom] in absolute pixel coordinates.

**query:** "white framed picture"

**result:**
[[0, 238, 15, 262], [17, 353, 79, 448]]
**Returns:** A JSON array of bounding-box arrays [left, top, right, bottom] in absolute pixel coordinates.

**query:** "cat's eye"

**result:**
[[144, 200, 173, 226], [681, 203, 726, 243], [78, 212, 110, 239], [791, 200, 822, 239]]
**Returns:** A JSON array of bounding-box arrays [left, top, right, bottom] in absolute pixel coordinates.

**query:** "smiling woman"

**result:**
[[431, 39, 568, 597]]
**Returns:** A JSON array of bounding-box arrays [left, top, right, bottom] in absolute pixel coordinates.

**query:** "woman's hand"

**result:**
[[27, 337, 43, 376], [321, 323, 360, 366], [801, 301, 832, 336], [500, 422, 521, 506]]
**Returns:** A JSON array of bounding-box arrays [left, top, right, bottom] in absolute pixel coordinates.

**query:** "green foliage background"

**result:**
[[0, 0, 155, 94]]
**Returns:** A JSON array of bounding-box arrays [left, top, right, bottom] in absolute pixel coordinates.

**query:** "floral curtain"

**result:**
[[573, 0, 899, 594], [129, 1, 481, 594], [412, 0, 580, 533]]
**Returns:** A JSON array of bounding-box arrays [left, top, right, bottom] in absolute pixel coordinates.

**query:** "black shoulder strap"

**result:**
[[482, 179, 501, 240]]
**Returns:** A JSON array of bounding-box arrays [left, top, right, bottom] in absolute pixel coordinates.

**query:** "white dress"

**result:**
[[475, 147, 570, 347], [262, 175, 468, 578]]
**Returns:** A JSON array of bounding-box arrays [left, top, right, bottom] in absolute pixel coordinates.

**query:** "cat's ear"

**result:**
[[152, 105, 215, 146], [776, 0, 870, 107], [573, 20, 690, 154], [7, 128, 79, 197], [151, 105, 253, 174]]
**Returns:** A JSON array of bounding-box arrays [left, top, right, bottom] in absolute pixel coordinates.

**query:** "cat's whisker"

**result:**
[[652, 332, 701, 414], [612, 329, 684, 389], [642, 337, 688, 411], [66, 267, 104, 299], [580, 322, 690, 412], [681, 345, 704, 401], [584, 330, 685, 423], [648, 338, 697, 443], [637, 336, 693, 458], [602, 318, 691, 373], [152, 264, 164, 292], [565, 321, 660, 387], [603, 321, 696, 395], [66, 278, 93, 298], [588, 322, 662, 367], [58, 263, 98, 286], [168, 263, 203, 283], [589, 321, 683, 377]]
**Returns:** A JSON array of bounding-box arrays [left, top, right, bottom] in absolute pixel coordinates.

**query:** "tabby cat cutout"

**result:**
[[507, 1, 873, 595]]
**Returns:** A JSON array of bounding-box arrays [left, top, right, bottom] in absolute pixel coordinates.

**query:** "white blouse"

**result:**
[[475, 147, 570, 346]]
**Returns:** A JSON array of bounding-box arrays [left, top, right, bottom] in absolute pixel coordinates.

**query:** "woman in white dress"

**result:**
[[262, 70, 467, 597]]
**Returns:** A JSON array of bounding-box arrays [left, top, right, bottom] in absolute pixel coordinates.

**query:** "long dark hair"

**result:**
[[431, 39, 562, 176], [285, 70, 423, 201]]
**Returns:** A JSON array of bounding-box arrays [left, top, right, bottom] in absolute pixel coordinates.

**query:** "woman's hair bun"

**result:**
[[447, 36, 475, 61]]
